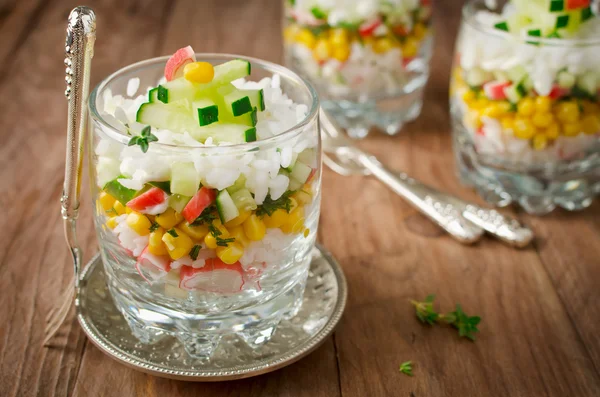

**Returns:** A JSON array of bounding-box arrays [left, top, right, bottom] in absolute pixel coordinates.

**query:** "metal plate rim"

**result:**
[[76, 244, 347, 381]]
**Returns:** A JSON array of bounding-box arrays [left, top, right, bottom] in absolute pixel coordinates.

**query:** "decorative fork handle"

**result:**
[[354, 152, 484, 244]]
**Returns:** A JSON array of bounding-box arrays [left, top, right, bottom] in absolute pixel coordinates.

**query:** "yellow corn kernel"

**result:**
[[229, 225, 250, 247], [462, 90, 476, 105], [178, 221, 209, 241], [126, 212, 152, 236], [329, 28, 349, 46], [283, 25, 299, 43], [155, 208, 183, 230], [471, 97, 490, 110], [465, 110, 482, 129], [204, 233, 218, 249], [500, 116, 516, 131], [289, 198, 299, 213], [216, 242, 244, 265], [224, 209, 251, 228], [106, 216, 119, 229], [413, 23, 427, 40], [331, 45, 351, 62], [262, 209, 289, 229], [531, 112, 554, 129], [373, 37, 394, 54], [281, 207, 305, 234], [304, 228, 310, 238], [562, 121, 582, 137], [513, 118, 536, 140], [183, 62, 214, 84], [148, 228, 168, 255], [126, 206, 133, 214], [161, 228, 194, 260], [517, 98, 535, 117], [401, 37, 419, 59], [113, 201, 126, 216], [482, 102, 511, 118], [296, 29, 317, 49], [534, 96, 552, 113], [99, 192, 116, 212], [532, 134, 548, 151], [555, 101, 580, 123], [581, 114, 600, 135], [362, 36, 374, 48], [312, 38, 331, 62], [292, 190, 312, 205], [243, 214, 267, 241], [544, 123, 561, 139]]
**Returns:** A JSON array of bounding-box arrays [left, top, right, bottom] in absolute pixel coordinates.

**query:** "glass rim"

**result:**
[[462, 0, 600, 47], [88, 53, 320, 150]]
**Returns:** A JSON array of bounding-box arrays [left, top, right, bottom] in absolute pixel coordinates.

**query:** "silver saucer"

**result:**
[[76, 244, 347, 381]]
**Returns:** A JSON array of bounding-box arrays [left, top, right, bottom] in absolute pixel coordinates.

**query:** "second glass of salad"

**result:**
[[283, 0, 434, 138], [89, 47, 321, 358]]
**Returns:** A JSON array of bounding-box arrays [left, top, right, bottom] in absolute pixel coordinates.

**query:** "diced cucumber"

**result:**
[[504, 83, 525, 104], [494, 21, 509, 31], [245, 127, 257, 142], [577, 72, 598, 95], [216, 189, 240, 223], [170, 162, 199, 197], [212, 59, 251, 85], [465, 67, 490, 87], [554, 14, 570, 29], [289, 161, 312, 184], [581, 7, 593, 22], [160, 79, 197, 103], [103, 178, 137, 205], [558, 70, 576, 89], [190, 123, 255, 144], [169, 194, 191, 214], [148, 181, 171, 194], [230, 188, 257, 211], [136, 102, 197, 133], [493, 70, 510, 82], [224, 89, 252, 116], [241, 89, 265, 111], [297, 148, 315, 166], [506, 65, 527, 83], [226, 175, 247, 195], [288, 177, 303, 191], [236, 107, 258, 126], [283, 152, 299, 172], [149, 87, 159, 103], [192, 99, 219, 126]]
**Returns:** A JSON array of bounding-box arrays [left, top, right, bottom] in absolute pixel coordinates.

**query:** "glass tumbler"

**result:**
[[88, 54, 321, 358], [451, 0, 600, 215], [283, 0, 434, 138]]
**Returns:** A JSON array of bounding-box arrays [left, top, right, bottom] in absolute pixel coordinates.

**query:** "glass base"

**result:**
[[106, 257, 310, 359], [322, 90, 424, 139], [453, 125, 600, 215]]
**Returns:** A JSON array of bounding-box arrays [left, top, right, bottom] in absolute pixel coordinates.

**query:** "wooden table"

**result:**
[[1, 0, 599, 395]]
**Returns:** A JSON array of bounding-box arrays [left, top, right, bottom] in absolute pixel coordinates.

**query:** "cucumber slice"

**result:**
[[289, 161, 312, 184], [170, 162, 199, 197], [224, 90, 252, 116], [558, 70, 576, 89], [212, 59, 251, 85], [216, 189, 240, 223], [136, 102, 197, 133], [226, 175, 247, 195], [230, 188, 257, 211], [103, 178, 137, 205], [169, 194, 191, 214], [160, 79, 197, 103], [241, 89, 265, 111], [192, 99, 219, 126], [577, 72, 597, 95]]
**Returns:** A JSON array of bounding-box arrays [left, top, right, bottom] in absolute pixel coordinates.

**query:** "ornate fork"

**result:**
[[319, 109, 534, 248], [44, 6, 96, 346]]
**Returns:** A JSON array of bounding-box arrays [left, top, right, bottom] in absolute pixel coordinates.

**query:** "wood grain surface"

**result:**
[[0, 0, 599, 396]]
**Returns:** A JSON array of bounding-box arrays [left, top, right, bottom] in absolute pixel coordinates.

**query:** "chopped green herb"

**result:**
[[549, 0, 564, 12], [411, 295, 482, 341], [149, 222, 160, 233], [127, 125, 158, 153], [399, 361, 414, 376], [494, 21, 509, 32], [555, 15, 570, 29], [191, 204, 218, 226], [167, 228, 179, 237], [208, 223, 235, 246], [310, 7, 327, 20], [256, 192, 292, 216], [411, 295, 439, 325], [189, 244, 201, 260]]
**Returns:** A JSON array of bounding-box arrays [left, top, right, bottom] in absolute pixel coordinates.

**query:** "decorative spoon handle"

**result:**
[[44, 6, 96, 346]]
